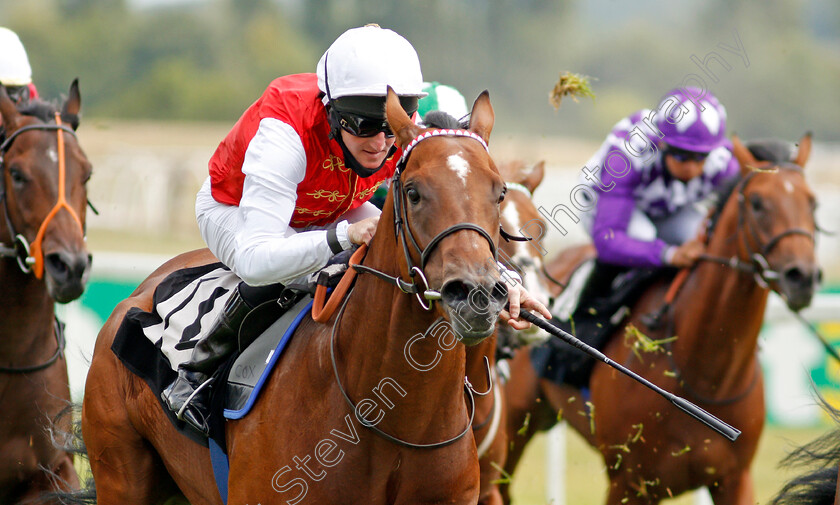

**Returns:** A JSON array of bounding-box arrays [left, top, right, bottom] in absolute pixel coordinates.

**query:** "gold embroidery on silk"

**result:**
[[321, 154, 349, 173], [355, 181, 383, 200], [306, 189, 345, 202]]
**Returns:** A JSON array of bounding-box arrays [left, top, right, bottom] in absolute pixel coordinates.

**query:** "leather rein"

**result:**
[[0, 113, 85, 279], [660, 163, 815, 405], [330, 128, 501, 449]]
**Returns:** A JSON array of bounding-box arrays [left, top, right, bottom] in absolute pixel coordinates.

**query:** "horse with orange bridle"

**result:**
[[502, 134, 820, 504], [0, 81, 92, 504], [83, 89, 522, 504]]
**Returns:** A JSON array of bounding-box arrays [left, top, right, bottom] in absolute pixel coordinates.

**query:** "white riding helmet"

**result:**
[[0, 27, 33, 86], [316, 25, 426, 99]]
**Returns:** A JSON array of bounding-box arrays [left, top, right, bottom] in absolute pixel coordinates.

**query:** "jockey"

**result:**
[[571, 87, 739, 327], [0, 27, 39, 124], [541, 87, 739, 388], [162, 25, 551, 435]]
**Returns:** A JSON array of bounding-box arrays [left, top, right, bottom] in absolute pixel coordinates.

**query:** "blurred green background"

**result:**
[[3, 0, 839, 141]]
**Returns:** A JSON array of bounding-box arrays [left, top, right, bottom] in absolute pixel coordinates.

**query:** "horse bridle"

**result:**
[[0, 113, 85, 279], [699, 164, 816, 289], [0, 318, 66, 374], [661, 163, 815, 404], [331, 129, 503, 449], [352, 128, 501, 310]]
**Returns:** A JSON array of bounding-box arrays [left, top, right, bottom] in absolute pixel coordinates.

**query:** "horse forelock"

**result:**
[[746, 138, 796, 165], [18, 99, 60, 123]]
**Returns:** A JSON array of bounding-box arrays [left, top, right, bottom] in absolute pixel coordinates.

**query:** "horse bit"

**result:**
[[700, 163, 816, 289], [0, 114, 78, 374], [332, 128, 502, 449], [658, 163, 816, 405]]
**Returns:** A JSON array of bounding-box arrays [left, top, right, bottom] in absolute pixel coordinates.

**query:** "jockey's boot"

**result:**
[[161, 286, 251, 435]]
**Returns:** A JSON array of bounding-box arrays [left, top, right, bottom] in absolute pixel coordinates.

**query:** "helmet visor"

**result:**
[[665, 145, 709, 162], [337, 110, 394, 138]]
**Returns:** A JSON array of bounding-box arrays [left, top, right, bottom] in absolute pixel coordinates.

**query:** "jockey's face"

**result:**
[[341, 129, 396, 169], [664, 153, 706, 182]]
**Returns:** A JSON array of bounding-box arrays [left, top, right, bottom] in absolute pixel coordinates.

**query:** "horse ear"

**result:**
[[385, 86, 420, 149], [794, 132, 812, 169], [468, 90, 494, 144], [523, 160, 545, 193], [0, 86, 18, 133], [731, 134, 759, 176], [61, 78, 81, 131]]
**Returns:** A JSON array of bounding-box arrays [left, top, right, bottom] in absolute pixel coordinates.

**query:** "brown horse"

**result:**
[[83, 89, 513, 504], [0, 81, 91, 504], [470, 159, 551, 505], [502, 134, 820, 504]]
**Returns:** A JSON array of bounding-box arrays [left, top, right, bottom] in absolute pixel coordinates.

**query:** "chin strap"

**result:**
[[332, 129, 396, 178]]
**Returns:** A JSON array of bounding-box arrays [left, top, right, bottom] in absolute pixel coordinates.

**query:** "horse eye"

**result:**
[[499, 188, 507, 204], [749, 194, 764, 213], [406, 187, 421, 205], [8, 166, 26, 186]]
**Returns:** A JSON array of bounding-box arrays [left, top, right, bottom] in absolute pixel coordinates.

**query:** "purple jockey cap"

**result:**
[[654, 87, 727, 153]]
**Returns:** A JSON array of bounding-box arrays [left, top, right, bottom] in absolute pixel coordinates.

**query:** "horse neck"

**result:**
[[671, 214, 768, 384], [334, 216, 469, 437], [0, 259, 56, 359]]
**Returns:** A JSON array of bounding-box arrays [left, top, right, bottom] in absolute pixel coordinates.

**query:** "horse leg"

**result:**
[[706, 469, 754, 505], [500, 349, 556, 504], [14, 452, 80, 505], [83, 335, 177, 505], [478, 487, 504, 505]]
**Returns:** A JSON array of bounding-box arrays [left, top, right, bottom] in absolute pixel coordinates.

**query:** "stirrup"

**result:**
[[175, 376, 214, 421]]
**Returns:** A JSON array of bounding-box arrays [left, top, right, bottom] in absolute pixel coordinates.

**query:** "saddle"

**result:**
[[111, 254, 355, 446]]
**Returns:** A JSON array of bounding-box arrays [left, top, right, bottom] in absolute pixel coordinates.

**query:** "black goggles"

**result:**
[[667, 146, 709, 162], [337, 110, 394, 138]]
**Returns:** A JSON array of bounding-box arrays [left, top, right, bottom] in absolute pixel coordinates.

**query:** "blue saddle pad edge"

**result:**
[[222, 299, 313, 420]]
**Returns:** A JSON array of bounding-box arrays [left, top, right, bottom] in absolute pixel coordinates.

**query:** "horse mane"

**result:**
[[422, 110, 468, 130], [770, 392, 840, 505], [706, 175, 741, 234], [707, 138, 799, 233], [745, 138, 795, 164], [18, 98, 59, 123]]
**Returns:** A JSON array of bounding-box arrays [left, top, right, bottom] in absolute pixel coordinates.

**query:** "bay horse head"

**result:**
[[384, 87, 508, 344], [723, 133, 819, 311], [0, 80, 92, 303]]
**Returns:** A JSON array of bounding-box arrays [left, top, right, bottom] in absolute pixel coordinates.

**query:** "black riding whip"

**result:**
[[515, 308, 741, 441], [790, 309, 840, 366]]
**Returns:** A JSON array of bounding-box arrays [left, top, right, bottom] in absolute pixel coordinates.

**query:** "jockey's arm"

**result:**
[[229, 119, 356, 286], [590, 188, 672, 269]]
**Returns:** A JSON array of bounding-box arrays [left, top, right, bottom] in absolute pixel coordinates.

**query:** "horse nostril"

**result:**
[[783, 266, 811, 288], [441, 279, 474, 305], [491, 281, 508, 304], [46, 253, 70, 279], [45, 252, 90, 282]]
